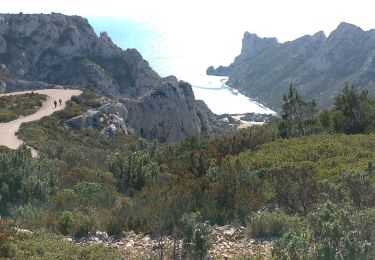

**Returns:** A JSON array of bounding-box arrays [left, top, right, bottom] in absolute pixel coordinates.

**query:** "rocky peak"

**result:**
[[328, 22, 364, 41], [336, 22, 362, 32], [283, 31, 326, 59], [312, 31, 326, 42], [236, 32, 278, 62], [98, 31, 119, 52]]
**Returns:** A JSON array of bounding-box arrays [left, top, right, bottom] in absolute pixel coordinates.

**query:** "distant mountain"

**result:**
[[207, 22, 375, 110], [0, 13, 223, 142]]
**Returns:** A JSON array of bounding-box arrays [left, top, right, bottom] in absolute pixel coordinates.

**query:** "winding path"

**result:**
[[0, 89, 82, 154]]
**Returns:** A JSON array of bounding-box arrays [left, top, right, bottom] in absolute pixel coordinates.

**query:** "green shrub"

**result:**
[[0, 220, 16, 257], [15, 205, 44, 229], [73, 181, 102, 195], [49, 189, 78, 211], [180, 212, 211, 259], [272, 201, 373, 259], [247, 210, 300, 238], [72, 211, 97, 238], [0, 92, 46, 122], [5, 232, 120, 259], [59, 211, 74, 235]]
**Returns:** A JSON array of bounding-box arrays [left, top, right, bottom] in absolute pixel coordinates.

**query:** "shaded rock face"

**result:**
[[124, 81, 211, 142], [0, 13, 219, 142], [0, 13, 160, 96], [208, 22, 375, 110]]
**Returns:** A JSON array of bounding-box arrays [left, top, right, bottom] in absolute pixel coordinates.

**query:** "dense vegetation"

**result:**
[[0, 92, 46, 122], [2, 85, 375, 258]]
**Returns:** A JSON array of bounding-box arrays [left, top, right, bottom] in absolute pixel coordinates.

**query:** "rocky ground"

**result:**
[[67, 225, 273, 259]]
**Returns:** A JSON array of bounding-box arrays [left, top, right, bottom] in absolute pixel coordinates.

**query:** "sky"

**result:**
[[1, 0, 375, 42]]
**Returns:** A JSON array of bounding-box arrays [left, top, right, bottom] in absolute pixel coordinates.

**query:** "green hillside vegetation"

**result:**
[[2, 86, 375, 258], [0, 92, 47, 122]]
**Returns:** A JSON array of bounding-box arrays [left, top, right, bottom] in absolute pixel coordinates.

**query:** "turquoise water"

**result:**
[[88, 17, 275, 115]]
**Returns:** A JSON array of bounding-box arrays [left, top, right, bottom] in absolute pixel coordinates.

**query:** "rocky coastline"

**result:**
[[207, 22, 375, 110]]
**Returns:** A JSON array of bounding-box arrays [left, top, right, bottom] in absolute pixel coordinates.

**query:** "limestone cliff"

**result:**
[[0, 13, 160, 96], [0, 13, 221, 142]]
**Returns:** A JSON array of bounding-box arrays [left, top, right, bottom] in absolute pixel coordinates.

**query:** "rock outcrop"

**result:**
[[67, 103, 131, 138], [67, 83, 217, 142], [0, 13, 221, 142], [124, 80, 212, 142], [207, 22, 375, 110]]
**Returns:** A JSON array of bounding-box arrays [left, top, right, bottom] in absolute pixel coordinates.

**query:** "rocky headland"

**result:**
[[207, 22, 375, 110]]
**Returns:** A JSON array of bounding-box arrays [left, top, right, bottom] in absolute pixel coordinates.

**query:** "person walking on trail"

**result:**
[[59, 98, 62, 106], [54, 100, 57, 108]]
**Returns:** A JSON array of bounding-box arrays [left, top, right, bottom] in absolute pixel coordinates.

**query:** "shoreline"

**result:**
[[218, 112, 278, 129], [192, 74, 276, 115]]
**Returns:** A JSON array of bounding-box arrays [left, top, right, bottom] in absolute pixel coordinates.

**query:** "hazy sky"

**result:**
[[2, 0, 375, 42]]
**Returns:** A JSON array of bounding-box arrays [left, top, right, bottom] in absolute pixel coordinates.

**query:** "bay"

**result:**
[[88, 17, 275, 115]]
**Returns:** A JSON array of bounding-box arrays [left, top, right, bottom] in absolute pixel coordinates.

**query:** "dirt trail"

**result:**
[[0, 89, 82, 155]]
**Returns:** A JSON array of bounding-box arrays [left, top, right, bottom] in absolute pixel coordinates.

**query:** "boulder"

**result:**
[[95, 231, 109, 241], [67, 110, 102, 129]]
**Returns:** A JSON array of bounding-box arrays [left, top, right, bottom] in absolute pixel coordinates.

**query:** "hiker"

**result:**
[[54, 100, 57, 108], [59, 98, 62, 106]]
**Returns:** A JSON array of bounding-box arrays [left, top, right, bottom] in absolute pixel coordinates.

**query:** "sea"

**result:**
[[88, 17, 275, 115]]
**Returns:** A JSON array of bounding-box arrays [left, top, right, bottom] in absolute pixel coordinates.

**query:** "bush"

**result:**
[[4, 232, 120, 259], [247, 210, 299, 238], [72, 211, 97, 238], [59, 211, 74, 235], [73, 181, 102, 195], [0, 146, 59, 216], [0, 93, 46, 122], [272, 201, 373, 259], [0, 220, 16, 257], [180, 212, 211, 259]]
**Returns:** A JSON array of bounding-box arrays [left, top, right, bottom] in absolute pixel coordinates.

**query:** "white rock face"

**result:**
[[125, 81, 210, 142]]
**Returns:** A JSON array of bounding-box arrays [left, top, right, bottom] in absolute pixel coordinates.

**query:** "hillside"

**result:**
[[207, 22, 375, 110], [1, 86, 375, 258], [3, 13, 375, 260], [0, 13, 225, 142]]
